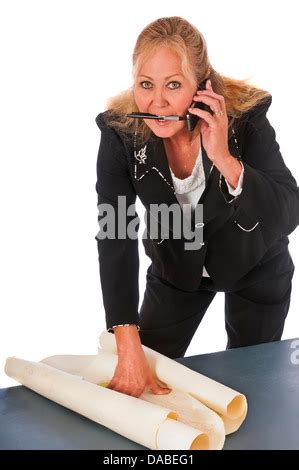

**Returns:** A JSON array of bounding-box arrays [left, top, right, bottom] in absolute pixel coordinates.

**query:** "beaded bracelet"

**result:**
[[107, 323, 141, 333]]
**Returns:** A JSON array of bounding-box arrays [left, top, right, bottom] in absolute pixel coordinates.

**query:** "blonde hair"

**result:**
[[102, 16, 271, 145]]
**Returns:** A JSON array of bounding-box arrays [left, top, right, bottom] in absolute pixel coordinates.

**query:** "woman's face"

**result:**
[[133, 46, 197, 139]]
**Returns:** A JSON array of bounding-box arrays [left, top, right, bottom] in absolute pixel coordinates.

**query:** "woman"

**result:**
[[95, 16, 299, 398]]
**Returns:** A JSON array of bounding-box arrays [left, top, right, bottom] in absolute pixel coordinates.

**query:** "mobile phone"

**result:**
[[186, 78, 210, 131]]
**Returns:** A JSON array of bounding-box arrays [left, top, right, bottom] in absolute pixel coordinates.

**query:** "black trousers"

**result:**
[[139, 251, 295, 359]]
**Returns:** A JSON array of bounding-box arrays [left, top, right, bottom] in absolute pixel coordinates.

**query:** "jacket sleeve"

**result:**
[[95, 118, 140, 330], [227, 95, 299, 239]]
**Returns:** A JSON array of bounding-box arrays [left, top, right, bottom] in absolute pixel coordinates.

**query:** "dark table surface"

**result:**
[[1, 338, 299, 450]]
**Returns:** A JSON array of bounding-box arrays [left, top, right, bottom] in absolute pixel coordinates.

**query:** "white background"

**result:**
[[1, 0, 298, 387]]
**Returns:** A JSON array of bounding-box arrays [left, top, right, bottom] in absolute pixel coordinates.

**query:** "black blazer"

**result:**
[[95, 96, 299, 330]]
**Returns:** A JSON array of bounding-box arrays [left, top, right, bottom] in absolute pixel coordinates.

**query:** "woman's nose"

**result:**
[[152, 89, 168, 107]]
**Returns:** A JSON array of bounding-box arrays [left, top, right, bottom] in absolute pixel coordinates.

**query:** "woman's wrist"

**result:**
[[113, 324, 143, 355], [214, 154, 243, 189]]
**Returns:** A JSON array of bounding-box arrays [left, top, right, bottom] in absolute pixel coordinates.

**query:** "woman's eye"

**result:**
[[139, 81, 181, 89], [140, 81, 152, 89], [168, 81, 181, 89]]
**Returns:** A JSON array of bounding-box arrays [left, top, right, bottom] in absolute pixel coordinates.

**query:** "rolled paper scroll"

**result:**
[[41, 350, 226, 449], [99, 330, 248, 434], [5, 356, 210, 450], [5, 331, 248, 450]]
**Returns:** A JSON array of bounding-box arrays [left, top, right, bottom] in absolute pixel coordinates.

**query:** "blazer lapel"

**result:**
[[133, 135, 214, 203], [133, 136, 179, 209]]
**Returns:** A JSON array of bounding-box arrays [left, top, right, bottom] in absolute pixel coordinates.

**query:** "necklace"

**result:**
[[166, 142, 201, 178], [170, 151, 205, 192], [164, 133, 201, 173]]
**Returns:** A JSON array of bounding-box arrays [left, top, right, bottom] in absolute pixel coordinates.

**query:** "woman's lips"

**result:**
[[156, 119, 171, 125]]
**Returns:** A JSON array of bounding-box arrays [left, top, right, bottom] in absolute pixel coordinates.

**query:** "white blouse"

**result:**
[[169, 147, 244, 277]]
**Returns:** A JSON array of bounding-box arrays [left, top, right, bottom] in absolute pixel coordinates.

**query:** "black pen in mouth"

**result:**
[[127, 112, 187, 121]]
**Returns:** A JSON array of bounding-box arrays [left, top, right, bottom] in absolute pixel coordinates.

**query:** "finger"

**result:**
[[107, 378, 126, 391], [107, 379, 116, 389], [149, 380, 172, 395], [120, 388, 141, 397], [194, 93, 220, 104], [115, 384, 144, 397], [188, 107, 215, 126], [197, 89, 225, 103], [151, 386, 172, 395], [192, 95, 223, 115], [109, 377, 144, 396], [109, 382, 138, 396], [107, 382, 120, 392], [128, 388, 145, 398]]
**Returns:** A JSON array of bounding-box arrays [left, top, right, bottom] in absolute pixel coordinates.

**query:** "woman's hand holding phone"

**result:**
[[188, 79, 230, 164]]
